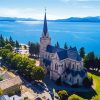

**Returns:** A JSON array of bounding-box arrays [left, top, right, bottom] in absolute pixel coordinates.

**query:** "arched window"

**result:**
[[68, 62, 71, 68], [65, 63, 66, 67], [65, 75, 66, 78], [70, 77, 71, 82], [77, 79, 79, 84], [55, 64, 58, 70], [73, 64, 74, 69], [55, 64, 56, 70], [77, 65, 78, 70]]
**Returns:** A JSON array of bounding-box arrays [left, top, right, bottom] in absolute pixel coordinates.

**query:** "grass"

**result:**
[[88, 72, 100, 99], [68, 94, 86, 100]]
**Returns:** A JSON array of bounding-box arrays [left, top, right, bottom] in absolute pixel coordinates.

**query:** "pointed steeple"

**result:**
[[43, 9, 48, 36]]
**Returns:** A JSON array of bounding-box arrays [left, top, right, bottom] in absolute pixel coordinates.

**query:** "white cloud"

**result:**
[[0, 8, 60, 20], [0, 8, 42, 19]]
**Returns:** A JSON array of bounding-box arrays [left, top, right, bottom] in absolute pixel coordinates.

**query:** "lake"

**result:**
[[0, 21, 100, 56]]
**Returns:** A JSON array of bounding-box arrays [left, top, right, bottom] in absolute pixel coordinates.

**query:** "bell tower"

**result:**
[[40, 9, 51, 66]]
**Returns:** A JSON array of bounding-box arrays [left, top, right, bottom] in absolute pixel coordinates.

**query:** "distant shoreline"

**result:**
[[0, 20, 100, 23], [0, 16, 100, 23]]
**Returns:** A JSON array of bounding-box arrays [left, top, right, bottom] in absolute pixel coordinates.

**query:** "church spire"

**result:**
[[43, 9, 48, 36]]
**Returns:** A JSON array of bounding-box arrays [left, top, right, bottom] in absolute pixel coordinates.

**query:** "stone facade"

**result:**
[[40, 11, 87, 86]]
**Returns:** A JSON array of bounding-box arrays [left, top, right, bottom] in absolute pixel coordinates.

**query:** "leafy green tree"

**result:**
[[32, 67, 45, 80], [58, 90, 68, 100], [0, 48, 45, 81], [64, 42, 68, 49], [80, 47, 85, 58], [4, 43, 13, 51]]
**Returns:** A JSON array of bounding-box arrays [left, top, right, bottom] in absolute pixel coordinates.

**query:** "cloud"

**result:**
[[0, 8, 41, 19], [0, 8, 60, 20]]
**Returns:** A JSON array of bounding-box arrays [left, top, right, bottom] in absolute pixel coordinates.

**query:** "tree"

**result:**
[[58, 90, 68, 100], [9, 36, 15, 47], [24, 45, 27, 50], [64, 42, 68, 49], [0, 34, 5, 47], [84, 52, 95, 69], [83, 77, 93, 88], [15, 40, 20, 48], [4, 44, 13, 51], [55, 41, 60, 48], [35, 43, 40, 57], [5, 38, 9, 45], [28, 42, 40, 58], [80, 47, 85, 58], [32, 67, 45, 80], [0, 47, 45, 81]]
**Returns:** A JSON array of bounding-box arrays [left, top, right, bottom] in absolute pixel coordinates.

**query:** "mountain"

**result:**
[[0, 16, 100, 22], [0, 17, 37, 21], [53, 17, 100, 22]]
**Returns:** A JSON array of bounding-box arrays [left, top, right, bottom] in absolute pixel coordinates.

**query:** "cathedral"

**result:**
[[40, 11, 87, 86]]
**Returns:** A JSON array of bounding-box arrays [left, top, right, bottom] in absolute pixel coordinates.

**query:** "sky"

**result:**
[[0, 0, 100, 19]]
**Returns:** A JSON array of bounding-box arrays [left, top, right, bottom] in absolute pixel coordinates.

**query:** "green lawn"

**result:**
[[88, 72, 100, 99]]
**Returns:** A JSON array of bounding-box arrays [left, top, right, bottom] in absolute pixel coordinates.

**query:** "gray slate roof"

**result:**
[[65, 68, 87, 78], [46, 45, 81, 61], [46, 45, 63, 53]]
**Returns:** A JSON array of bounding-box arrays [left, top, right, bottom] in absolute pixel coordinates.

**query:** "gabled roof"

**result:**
[[46, 45, 82, 61], [43, 59, 51, 66], [46, 45, 63, 53], [65, 68, 87, 78], [57, 50, 68, 60]]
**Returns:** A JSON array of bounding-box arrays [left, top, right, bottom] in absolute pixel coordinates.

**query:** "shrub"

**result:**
[[0, 77, 3, 81], [71, 84, 79, 88], [83, 77, 93, 88], [55, 77, 61, 86], [2, 66, 8, 70], [0, 88, 3, 96], [8, 90, 15, 96], [24, 97, 29, 100], [58, 90, 68, 100]]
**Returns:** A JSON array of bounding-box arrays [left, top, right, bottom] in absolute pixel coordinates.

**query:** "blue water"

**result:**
[[0, 21, 100, 56]]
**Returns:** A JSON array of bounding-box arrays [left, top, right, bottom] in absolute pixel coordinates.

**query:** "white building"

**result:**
[[14, 44, 29, 55], [40, 11, 87, 86]]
